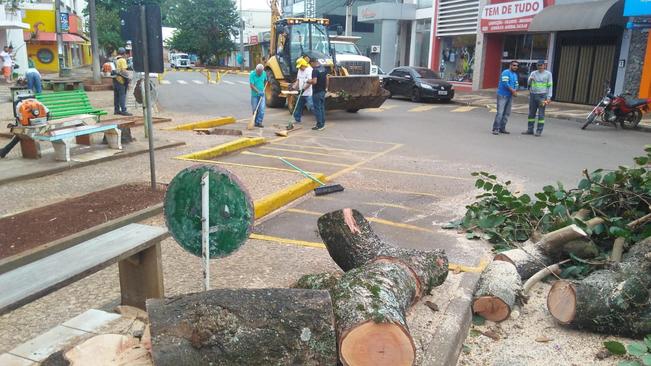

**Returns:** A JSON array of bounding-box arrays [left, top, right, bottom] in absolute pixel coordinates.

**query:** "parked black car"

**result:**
[[382, 67, 454, 102]]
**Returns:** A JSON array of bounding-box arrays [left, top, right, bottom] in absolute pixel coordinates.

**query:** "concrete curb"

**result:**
[[0, 203, 164, 274], [175, 137, 266, 160], [163, 116, 236, 131], [253, 174, 327, 219], [452, 98, 651, 132]]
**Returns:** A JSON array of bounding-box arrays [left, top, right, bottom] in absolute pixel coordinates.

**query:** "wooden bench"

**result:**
[[36, 90, 108, 120], [0, 224, 168, 315], [43, 78, 84, 92]]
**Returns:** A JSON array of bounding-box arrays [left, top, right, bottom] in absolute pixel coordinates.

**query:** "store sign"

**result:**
[[480, 0, 544, 33], [358, 6, 378, 21], [60, 12, 69, 32], [249, 35, 258, 45], [624, 0, 651, 16]]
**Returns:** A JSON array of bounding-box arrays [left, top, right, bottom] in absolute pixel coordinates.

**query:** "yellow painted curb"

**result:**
[[176, 137, 266, 160], [253, 173, 327, 219], [164, 116, 236, 131]]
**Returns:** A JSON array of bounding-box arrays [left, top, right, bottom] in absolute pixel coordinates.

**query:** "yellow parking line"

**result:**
[[313, 196, 427, 213], [451, 106, 477, 113], [327, 144, 403, 181], [241, 151, 351, 167], [409, 105, 438, 112], [271, 143, 378, 154], [286, 208, 436, 234], [177, 157, 321, 175], [258, 146, 362, 160], [250, 233, 488, 273], [359, 167, 473, 181], [285, 135, 398, 146], [356, 186, 440, 198]]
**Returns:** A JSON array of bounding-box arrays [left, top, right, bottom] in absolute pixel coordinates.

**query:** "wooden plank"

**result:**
[[0, 203, 165, 274], [119, 243, 164, 309], [0, 223, 168, 315]]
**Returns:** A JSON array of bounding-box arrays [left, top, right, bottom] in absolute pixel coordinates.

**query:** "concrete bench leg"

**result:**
[[19, 137, 42, 159], [118, 242, 164, 310], [105, 128, 122, 150], [51, 139, 71, 161]]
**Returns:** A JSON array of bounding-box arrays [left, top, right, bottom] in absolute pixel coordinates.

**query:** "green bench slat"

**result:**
[[35, 90, 107, 120]]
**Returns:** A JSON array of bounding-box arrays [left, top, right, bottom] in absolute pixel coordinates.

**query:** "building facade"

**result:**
[[0, 6, 29, 72]]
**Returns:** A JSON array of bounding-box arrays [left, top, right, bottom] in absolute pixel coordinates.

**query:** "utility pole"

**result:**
[[88, 0, 101, 83], [54, 0, 65, 76], [239, 0, 244, 71], [345, 0, 353, 36]]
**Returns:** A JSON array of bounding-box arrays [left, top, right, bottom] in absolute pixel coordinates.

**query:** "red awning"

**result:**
[[24, 31, 87, 43]]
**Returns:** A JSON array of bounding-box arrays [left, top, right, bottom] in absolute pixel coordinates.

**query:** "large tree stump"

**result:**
[[147, 288, 337, 366], [472, 260, 522, 322], [494, 224, 588, 279], [547, 237, 651, 337]]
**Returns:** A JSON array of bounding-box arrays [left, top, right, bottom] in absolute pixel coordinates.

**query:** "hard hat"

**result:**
[[118, 47, 126, 55], [296, 58, 308, 68]]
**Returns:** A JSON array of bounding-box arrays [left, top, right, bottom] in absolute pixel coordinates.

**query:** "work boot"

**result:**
[[521, 130, 534, 135], [535, 130, 542, 137]]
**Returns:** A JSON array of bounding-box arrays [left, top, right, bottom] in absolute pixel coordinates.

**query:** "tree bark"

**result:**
[[494, 224, 589, 280], [318, 208, 448, 294], [547, 237, 651, 337], [522, 260, 567, 295], [472, 260, 522, 322], [147, 288, 337, 366], [292, 272, 342, 292]]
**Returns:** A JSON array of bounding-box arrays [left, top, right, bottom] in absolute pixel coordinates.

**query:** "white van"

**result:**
[[170, 53, 191, 69]]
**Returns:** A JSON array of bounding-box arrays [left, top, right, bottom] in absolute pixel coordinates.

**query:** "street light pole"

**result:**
[[239, 0, 244, 71], [88, 0, 101, 83], [345, 0, 354, 36]]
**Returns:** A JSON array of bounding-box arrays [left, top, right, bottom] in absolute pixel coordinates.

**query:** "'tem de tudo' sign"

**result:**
[[480, 0, 545, 33]]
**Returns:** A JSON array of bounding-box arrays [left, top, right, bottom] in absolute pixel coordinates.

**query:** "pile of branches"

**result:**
[[449, 146, 651, 337]]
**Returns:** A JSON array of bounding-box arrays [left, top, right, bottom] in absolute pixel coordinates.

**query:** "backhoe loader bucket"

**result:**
[[325, 75, 389, 111]]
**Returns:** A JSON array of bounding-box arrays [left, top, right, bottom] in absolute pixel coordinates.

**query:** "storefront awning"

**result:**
[[23, 32, 87, 43], [528, 0, 625, 32]]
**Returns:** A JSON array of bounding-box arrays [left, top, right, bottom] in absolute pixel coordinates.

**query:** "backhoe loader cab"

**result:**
[[274, 19, 333, 76]]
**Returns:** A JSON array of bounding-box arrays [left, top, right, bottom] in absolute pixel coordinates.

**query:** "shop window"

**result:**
[[324, 14, 374, 33], [501, 34, 549, 89], [418, 0, 433, 8], [414, 19, 431, 67], [438, 35, 475, 82]]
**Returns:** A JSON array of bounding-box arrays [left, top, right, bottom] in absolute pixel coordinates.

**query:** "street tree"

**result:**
[[165, 0, 239, 64]]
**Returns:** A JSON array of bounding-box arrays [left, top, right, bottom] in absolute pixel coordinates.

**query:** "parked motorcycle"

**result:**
[[582, 87, 651, 130]]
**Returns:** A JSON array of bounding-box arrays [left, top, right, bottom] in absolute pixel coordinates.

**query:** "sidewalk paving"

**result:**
[[453, 89, 651, 132]]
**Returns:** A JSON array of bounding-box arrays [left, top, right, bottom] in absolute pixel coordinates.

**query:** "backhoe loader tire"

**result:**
[[266, 70, 285, 108]]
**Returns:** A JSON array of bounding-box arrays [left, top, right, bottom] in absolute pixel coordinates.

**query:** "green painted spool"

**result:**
[[164, 165, 254, 258]]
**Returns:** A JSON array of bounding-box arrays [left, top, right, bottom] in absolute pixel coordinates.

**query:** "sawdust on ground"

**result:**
[[457, 281, 639, 366]]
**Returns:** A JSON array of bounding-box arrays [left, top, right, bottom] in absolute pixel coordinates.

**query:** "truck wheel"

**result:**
[[411, 88, 421, 103], [265, 71, 285, 108]]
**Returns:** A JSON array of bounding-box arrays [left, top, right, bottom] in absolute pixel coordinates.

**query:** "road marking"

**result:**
[[258, 146, 362, 160], [409, 105, 438, 112], [223, 80, 235, 85], [360, 167, 473, 181], [286, 208, 436, 233], [192, 80, 203, 84], [177, 157, 322, 175], [241, 151, 351, 167], [237, 81, 249, 85], [313, 196, 428, 213], [177, 80, 188, 84], [270, 142, 379, 154], [450, 106, 476, 112], [355, 186, 440, 198], [283, 134, 399, 146], [327, 144, 403, 181], [160, 80, 170, 84]]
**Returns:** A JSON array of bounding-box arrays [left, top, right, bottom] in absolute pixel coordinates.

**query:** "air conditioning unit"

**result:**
[[371, 45, 381, 54]]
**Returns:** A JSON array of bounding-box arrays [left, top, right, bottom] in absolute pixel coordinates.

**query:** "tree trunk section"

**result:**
[[318, 208, 448, 294], [332, 261, 417, 366], [547, 237, 651, 337], [147, 288, 337, 366], [493, 242, 550, 280], [522, 260, 566, 295], [472, 260, 522, 322], [292, 272, 342, 292]]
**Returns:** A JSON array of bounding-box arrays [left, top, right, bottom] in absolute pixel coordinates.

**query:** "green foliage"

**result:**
[[446, 147, 651, 264], [603, 335, 651, 365], [165, 0, 239, 63], [95, 6, 123, 54]]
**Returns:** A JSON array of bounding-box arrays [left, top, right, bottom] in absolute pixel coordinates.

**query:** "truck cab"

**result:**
[[330, 40, 374, 76], [170, 53, 191, 69]]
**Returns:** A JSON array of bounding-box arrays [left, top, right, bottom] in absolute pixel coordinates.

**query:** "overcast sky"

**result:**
[[238, 0, 272, 10]]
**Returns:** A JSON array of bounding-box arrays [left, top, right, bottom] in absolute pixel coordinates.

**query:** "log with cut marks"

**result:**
[[548, 237, 651, 337], [147, 288, 337, 366], [472, 260, 522, 322]]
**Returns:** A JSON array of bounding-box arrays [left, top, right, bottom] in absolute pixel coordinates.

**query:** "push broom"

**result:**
[[279, 157, 344, 196]]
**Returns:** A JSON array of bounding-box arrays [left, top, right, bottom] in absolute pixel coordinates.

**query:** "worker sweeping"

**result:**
[[290, 58, 313, 127]]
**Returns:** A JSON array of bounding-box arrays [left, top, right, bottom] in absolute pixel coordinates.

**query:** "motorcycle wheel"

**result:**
[[620, 110, 642, 130], [581, 112, 597, 130]]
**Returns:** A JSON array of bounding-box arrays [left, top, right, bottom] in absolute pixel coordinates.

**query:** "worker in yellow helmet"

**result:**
[[290, 57, 313, 126]]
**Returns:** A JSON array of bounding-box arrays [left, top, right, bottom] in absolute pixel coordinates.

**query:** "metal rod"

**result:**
[[140, 5, 157, 191], [201, 172, 210, 291]]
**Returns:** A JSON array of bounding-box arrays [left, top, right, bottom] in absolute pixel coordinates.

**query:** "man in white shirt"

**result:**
[[1, 46, 13, 83], [291, 57, 313, 126]]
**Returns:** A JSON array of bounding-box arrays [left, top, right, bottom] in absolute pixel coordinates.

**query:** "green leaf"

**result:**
[[475, 179, 485, 189], [483, 182, 494, 191], [619, 361, 641, 366], [472, 314, 485, 326], [644, 335, 651, 350], [609, 226, 629, 237], [554, 191, 565, 200], [569, 253, 590, 264], [535, 192, 547, 201], [605, 340, 627, 355], [471, 172, 479, 176], [519, 194, 531, 204], [629, 343, 648, 357], [641, 354, 651, 366], [603, 172, 617, 185], [593, 224, 605, 235], [552, 205, 567, 216], [578, 179, 591, 189], [634, 156, 649, 166], [466, 232, 478, 240], [543, 185, 555, 193]]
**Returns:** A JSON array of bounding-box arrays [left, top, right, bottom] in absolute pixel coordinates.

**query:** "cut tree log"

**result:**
[[318, 208, 448, 294], [147, 288, 337, 366], [472, 260, 522, 322], [547, 237, 651, 337], [494, 224, 588, 280], [291, 271, 342, 291], [64, 334, 149, 366], [522, 260, 567, 295]]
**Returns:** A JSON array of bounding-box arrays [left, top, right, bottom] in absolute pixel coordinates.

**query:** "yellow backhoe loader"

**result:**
[[264, 0, 389, 113]]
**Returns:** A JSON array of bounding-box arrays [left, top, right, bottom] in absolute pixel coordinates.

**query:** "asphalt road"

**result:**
[[159, 69, 650, 189]]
